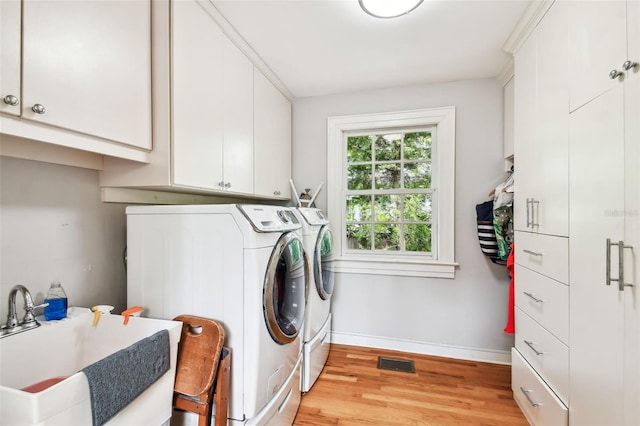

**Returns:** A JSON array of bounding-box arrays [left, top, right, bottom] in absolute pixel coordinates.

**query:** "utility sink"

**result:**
[[0, 307, 182, 426]]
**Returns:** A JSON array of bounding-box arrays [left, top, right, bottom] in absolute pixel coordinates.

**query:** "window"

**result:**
[[327, 107, 457, 278]]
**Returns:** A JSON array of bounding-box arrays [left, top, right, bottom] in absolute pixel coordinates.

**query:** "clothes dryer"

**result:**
[[126, 204, 308, 426], [292, 207, 334, 393]]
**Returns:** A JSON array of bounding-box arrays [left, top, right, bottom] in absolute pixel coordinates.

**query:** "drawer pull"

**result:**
[[520, 386, 543, 407], [523, 249, 543, 257], [524, 340, 544, 356], [523, 292, 544, 303]]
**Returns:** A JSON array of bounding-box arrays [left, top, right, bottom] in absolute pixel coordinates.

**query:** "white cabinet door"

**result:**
[[569, 84, 626, 426], [21, 0, 151, 149], [534, 1, 568, 237], [514, 2, 568, 237], [222, 36, 254, 194], [171, 0, 224, 190], [623, 2, 639, 423], [513, 33, 536, 232], [503, 76, 514, 160], [0, 0, 21, 117], [254, 70, 291, 199], [568, 0, 627, 112]]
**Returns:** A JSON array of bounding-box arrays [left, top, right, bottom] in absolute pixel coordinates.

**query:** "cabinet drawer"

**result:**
[[512, 348, 568, 426], [514, 231, 568, 283], [515, 265, 569, 345], [515, 308, 569, 405]]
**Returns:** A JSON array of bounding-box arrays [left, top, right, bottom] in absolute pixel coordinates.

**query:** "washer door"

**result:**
[[264, 232, 307, 344], [314, 225, 334, 300]]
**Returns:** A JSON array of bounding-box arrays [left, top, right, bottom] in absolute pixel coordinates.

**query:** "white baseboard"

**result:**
[[331, 331, 512, 365]]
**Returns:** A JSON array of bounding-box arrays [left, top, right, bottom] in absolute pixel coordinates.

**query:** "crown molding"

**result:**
[[498, 60, 514, 86], [502, 0, 555, 55], [197, 0, 294, 102]]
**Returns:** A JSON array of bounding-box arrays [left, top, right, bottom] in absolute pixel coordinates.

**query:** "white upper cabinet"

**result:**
[[254, 69, 292, 199], [171, 0, 225, 190], [513, 1, 569, 237], [503, 76, 515, 161], [22, 0, 151, 149], [0, 0, 151, 161], [221, 37, 254, 195], [100, 0, 290, 201], [0, 0, 21, 117], [568, 0, 627, 112]]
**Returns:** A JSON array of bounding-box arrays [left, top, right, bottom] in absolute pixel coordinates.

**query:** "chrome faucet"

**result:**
[[6, 285, 39, 329]]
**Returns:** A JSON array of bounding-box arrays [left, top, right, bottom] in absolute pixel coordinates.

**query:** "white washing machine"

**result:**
[[292, 207, 334, 393], [126, 204, 308, 426]]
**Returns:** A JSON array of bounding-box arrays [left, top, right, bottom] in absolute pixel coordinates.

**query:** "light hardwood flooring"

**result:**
[[293, 344, 528, 426]]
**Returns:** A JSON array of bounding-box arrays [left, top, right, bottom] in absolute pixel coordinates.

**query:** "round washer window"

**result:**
[[263, 232, 307, 344]]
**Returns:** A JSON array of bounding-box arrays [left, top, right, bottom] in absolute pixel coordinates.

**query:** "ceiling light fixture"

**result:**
[[358, 0, 424, 19]]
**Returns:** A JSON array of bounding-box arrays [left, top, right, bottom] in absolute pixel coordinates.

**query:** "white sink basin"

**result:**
[[0, 307, 182, 426]]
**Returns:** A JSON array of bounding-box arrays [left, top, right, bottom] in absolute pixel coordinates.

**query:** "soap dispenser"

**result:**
[[44, 281, 68, 320]]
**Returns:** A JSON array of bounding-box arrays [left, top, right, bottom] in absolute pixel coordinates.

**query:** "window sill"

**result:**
[[327, 257, 458, 279]]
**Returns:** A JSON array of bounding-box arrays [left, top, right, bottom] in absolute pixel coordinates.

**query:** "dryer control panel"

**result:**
[[237, 205, 302, 233], [297, 207, 330, 226]]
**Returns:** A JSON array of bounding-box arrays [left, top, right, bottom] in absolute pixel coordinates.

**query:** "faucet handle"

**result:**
[[23, 302, 48, 325]]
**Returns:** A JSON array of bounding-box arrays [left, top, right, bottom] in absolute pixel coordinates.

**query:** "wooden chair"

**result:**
[[172, 315, 231, 426]]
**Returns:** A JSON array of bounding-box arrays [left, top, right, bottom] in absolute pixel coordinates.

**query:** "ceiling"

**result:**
[[211, 0, 531, 99]]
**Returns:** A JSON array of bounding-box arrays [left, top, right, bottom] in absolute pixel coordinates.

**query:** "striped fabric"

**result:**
[[476, 201, 505, 265]]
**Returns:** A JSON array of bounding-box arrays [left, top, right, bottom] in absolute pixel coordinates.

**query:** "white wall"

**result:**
[[0, 157, 127, 321], [292, 78, 515, 362]]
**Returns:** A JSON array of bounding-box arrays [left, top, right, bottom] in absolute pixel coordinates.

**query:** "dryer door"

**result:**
[[314, 225, 334, 300], [264, 232, 307, 344]]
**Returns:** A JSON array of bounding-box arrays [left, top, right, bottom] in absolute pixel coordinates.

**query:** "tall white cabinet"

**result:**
[[567, 1, 639, 425], [511, 3, 570, 424], [509, 1, 639, 425]]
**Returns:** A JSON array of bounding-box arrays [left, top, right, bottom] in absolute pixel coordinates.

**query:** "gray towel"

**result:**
[[82, 329, 170, 426]]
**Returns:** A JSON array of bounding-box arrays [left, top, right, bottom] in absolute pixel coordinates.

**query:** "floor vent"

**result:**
[[377, 356, 416, 373]]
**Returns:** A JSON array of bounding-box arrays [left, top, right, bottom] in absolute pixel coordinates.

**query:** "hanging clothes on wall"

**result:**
[[492, 171, 514, 260], [475, 169, 514, 264], [504, 244, 515, 334]]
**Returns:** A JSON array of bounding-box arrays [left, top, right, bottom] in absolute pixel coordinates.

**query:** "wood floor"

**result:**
[[293, 344, 528, 426]]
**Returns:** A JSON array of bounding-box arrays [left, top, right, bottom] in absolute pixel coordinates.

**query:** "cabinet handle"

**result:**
[[520, 387, 542, 407], [526, 198, 531, 228], [523, 292, 544, 303], [522, 249, 543, 257], [609, 69, 623, 80], [622, 60, 638, 71], [530, 199, 539, 227], [524, 340, 544, 356], [31, 104, 45, 114], [606, 238, 634, 291], [3, 95, 19, 106]]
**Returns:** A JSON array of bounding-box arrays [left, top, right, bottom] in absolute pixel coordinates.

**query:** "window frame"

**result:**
[[327, 107, 457, 278]]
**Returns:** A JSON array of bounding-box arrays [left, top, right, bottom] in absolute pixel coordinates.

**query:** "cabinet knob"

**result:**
[[622, 60, 638, 71], [218, 181, 225, 187], [3, 95, 19, 106], [31, 104, 46, 114], [224, 182, 231, 188], [273, 190, 281, 196]]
